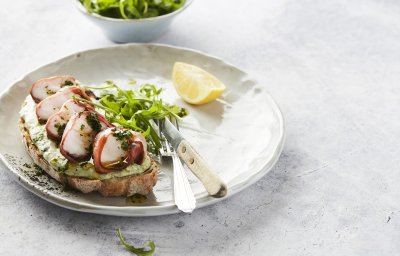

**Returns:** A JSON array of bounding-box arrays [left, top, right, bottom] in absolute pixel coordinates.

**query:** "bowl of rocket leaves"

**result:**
[[75, 0, 193, 43]]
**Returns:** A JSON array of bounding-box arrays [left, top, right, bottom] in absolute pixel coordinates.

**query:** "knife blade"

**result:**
[[163, 118, 227, 198]]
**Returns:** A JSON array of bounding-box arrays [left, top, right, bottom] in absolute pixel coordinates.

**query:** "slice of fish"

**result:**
[[131, 130, 147, 154], [36, 86, 90, 123], [30, 75, 77, 103], [60, 111, 112, 162], [46, 99, 95, 141], [93, 128, 146, 174]]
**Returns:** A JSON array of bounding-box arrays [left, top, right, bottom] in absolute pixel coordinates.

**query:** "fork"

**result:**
[[158, 119, 196, 213]]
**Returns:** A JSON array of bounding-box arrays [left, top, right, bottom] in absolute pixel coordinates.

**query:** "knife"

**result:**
[[162, 118, 227, 198]]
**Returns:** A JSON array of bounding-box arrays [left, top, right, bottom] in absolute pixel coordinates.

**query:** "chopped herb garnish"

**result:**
[[32, 134, 44, 144], [112, 129, 133, 150], [23, 163, 31, 168], [45, 85, 56, 95], [54, 123, 67, 137], [80, 124, 86, 130], [46, 89, 56, 95], [84, 143, 94, 154], [112, 129, 132, 140], [79, 162, 92, 170], [86, 112, 102, 132], [121, 140, 131, 151], [117, 228, 155, 256], [33, 164, 45, 176], [63, 80, 74, 86]]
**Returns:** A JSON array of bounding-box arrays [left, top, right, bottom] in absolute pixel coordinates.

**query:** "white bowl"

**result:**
[[74, 0, 193, 43]]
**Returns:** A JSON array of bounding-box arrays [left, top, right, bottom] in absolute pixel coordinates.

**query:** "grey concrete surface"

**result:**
[[1, 0, 399, 255]]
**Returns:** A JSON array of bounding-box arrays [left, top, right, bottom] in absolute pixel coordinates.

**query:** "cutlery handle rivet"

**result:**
[[177, 140, 227, 198], [181, 146, 186, 153]]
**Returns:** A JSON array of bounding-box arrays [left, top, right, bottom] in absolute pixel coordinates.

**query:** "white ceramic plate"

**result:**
[[0, 44, 284, 216]]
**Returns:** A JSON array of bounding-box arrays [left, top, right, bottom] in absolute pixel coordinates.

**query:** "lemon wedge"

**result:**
[[172, 62, 226, 105]]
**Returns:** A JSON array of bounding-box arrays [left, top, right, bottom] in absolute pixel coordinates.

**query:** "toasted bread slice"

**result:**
[[19, 117, 158, 197]]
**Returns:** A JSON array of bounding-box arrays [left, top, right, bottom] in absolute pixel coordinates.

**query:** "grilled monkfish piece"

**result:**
[[36, 86, 91, 123], [30, 75, 77, 103], [93, 128, 147, 174], [60, 111, 112, 162], [46, 99, 96, 141]]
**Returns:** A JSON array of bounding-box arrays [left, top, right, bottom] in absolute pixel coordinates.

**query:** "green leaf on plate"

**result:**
[[76, 82, 188, 154], [117, 228, 155, 256]]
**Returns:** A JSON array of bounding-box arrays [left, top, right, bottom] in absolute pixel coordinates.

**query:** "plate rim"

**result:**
[[0, 43, 285, 216]]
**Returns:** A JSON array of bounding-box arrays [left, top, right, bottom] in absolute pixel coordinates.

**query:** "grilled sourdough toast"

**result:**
[[19, 112, 157, 197]]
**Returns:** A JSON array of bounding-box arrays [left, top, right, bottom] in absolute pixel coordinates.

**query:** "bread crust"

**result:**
[[19, 117, 158, 197]]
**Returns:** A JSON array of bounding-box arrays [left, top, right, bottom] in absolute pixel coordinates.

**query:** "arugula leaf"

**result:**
[[99, 95, 121, 113], [77, 82, 188, 154], [117, 228, 155, 256], [79, 0, 185, 19], [82, 0, 94, 12]]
